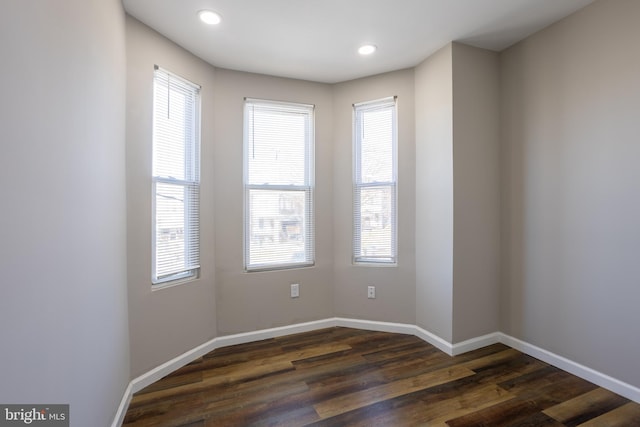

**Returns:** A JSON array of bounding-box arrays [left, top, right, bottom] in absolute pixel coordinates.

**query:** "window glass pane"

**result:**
[[244, 99, 314, 271], [353, 97, 397, 264], [356, 185, 394, 260], [247, 106, 308, 186], [153, 76, 198, 181], [359, 107, 394, 183], [247, 189, 309, 267], [152, 67, 200, 284], [155, 182, 187, 278]]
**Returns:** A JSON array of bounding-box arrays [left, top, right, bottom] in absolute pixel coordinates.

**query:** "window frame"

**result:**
[[151, 66, 201, 286], [243, 98, 315, 272], [353, 96, 398, 265]]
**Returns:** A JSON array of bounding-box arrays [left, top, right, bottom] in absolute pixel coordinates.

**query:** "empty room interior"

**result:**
[[1, 0, 639, 425]]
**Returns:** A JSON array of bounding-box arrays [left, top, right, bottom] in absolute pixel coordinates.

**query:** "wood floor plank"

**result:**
[[313, 365, 475, 418], [206, 342, 364, 393], [445, 396, 542, 427], [176, 421, 205, 427], [276, 327, 365, 351], [376, 344, 522, 384], [342, 330, 415, 353], [195, 352, 372, 412], [498, 364, 574, 394], [375, 349, 456, 381], [543, 387, 630, 426], [124, 391, 206, 425], [306, 383, 513, 427], [445, 410, 565, 427], [203, 380, 310, 417], [408, 385, 514, 426], [135, 371, 203, 395], [361, 337, 436, 362], [201, 341, 353, 375], [379, 383, 514, 426], [130, 359, 294, 407], [202, 338, 282, 364], [203, 341, 352, 377], [123, 327, 640, 427], [519, 372, 600, 410], [298, 361, 391, 410], [576, 402, 640, 427], [468, 353, 549, 386], [448, 343, 513, 366], [200, 406, 317, 427], [460, 348, 522, 370]]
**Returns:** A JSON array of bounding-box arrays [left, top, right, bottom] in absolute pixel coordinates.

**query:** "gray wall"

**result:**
[[451, 44, 501, 342], [213, 69, 417, 333], [415, 45, 454, 341], [127, 19, 417, 346], [333, 70, 417, 325], [0, 0, 130, 425], [125, 17, 336, 375], [4, 1, 635, 421], [414, 43, 501, 343], [126, 16, 218, 377], [500, 0, 640, 388], [213, 69, 335, 335]]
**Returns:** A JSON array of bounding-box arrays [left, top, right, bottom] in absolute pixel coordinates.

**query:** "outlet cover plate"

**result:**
[[367, 285, 376, 299]]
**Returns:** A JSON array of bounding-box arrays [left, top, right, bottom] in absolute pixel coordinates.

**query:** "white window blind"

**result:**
[[152, 66, 201, 284], [244, 99, 314, 271], [353, 97, 397, 264]]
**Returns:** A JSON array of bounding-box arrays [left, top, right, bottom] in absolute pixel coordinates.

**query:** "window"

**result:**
[[353, 97, 397, 264], [244, 99, 314, 271], [152, 66, 201, 285]]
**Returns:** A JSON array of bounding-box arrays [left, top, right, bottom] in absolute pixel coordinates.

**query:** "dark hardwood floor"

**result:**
[[123, 327, 640, 426]]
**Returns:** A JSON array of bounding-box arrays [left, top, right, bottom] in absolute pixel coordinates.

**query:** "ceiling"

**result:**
[[123, 0, 595, 84]]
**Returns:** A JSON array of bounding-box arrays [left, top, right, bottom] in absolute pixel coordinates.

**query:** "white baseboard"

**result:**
[[129, 318, 337, 394], [125, 317, 419, 397], [130, 337, 218, 394], [410, 325, 455, 355], [452, 332, 501, 356], [334, 317, 414, 335], [498, 333, 640, 404], [111, 383, 132, 427], [113, 317, 639, 425], [214, 318, 338, 348], [333, 317, 458, 355]]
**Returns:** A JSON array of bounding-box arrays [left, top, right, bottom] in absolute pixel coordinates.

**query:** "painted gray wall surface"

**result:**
[[500, 0, 640, 388], [126, 16, 217, 377], [414, 43, 501, 344], [125, 17, 412, 373], [213, 69, 335, 335], [0, 0, 130, 425], [451, 44, 501, 342], [332, 70, 416, 325], [414, 45, 454, 341], [2, 0, 637, 422]]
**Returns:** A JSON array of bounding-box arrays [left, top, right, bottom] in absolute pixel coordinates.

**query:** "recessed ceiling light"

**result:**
[[198, 10, 222, 25], [358, 44, 377, 55]]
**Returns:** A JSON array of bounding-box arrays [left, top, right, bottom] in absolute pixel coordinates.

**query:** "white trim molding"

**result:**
[[332, 318, 497, 356], [452, 332, 501, 356], [111, 383, 132, 427], [131, 318, 337, 394], [215, 318, 337, 349], [113, 317, 640, 425], [498, 333, 640, 404]]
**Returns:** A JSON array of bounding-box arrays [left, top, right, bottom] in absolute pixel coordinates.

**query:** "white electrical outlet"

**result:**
[[367, 285, 376, 299], [291, 283, 300, 298]]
